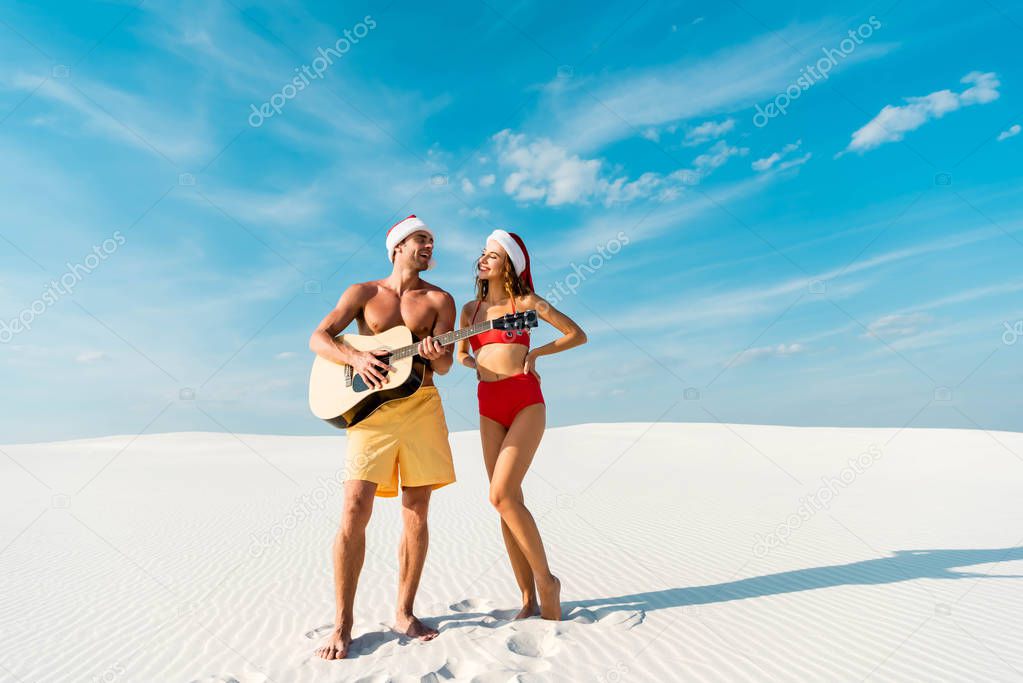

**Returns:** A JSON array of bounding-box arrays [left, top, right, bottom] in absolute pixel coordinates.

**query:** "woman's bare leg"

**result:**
[[481, 416, 538, 618], [488, 404, 561, 620]]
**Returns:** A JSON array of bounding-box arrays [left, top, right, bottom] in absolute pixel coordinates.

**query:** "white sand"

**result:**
[[2, 422, 1022, 682]]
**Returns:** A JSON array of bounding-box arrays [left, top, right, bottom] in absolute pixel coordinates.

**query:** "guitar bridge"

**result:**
[[344, 364, 353, 388]]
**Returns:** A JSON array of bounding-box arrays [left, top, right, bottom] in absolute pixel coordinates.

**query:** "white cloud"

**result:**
[[457, 206, 491, 218], [461, 178, 474, 194], [865, 312, 933, 338], [641, 124, 677, 143], [752, 140, 811, 172], [690, 140, 748, 173], [496, 130, 602, 206], [776, 153, 812, 171], [602, 172, 664, 204], [914, 281, 1023, 311], [538, 171, 776, 260], [492, 131, 746, 207], [605, 221, 1017, 335], [479, 173, 496, 187], [5, 72, 211, 162], [538, 24, 894, 152], [843, 71, 1000, 154], [997, 124, 1020, 142], [683, 118, 735, 146], [275, 351, 296, 360], [732, 343, 806, 366]]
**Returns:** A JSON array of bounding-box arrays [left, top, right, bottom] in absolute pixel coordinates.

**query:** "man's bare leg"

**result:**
[[481, 417, 538, 618], [316, 480, 377, 660], [395, 484, 439, 640]]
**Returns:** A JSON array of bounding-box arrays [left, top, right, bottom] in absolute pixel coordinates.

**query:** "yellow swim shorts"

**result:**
[[344, 386, 455, 497]]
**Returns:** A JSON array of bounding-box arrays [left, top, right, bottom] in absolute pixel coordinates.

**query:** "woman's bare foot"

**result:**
[[315, 625, 351, 660], [394, 613, 439, 640], [514, 599, 540, 619], [538, 575, 562, 621]]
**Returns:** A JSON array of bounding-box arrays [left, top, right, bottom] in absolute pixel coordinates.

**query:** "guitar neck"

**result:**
[[389, 320, 496, 361]]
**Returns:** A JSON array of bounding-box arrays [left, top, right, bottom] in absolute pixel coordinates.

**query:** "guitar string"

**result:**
[[388, 312, 535, 360]]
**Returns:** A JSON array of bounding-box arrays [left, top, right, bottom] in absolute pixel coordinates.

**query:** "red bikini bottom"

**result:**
[[477, 373, 545, 428]]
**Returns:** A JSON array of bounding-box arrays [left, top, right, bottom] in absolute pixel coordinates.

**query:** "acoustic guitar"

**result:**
[[309, 310, 538, 428]]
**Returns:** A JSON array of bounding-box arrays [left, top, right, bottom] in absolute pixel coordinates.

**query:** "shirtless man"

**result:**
[[308, 214, 457, 660]]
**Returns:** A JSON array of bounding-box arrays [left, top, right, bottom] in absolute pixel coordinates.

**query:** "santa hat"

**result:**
[[387, 214, 434, 267], [487, 229, 534, 291]]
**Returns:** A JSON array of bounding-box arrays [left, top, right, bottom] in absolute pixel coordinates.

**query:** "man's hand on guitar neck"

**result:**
[[418, 336, 445, 360], [352, 349, 395, 390], [419, 336, 452, 373]]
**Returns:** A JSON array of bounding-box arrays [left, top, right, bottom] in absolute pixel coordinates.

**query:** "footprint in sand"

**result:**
[[470, 671, 545, 683], [304, 623, 333, 639], [596, 609, 645, 629], [190, 675, 267, 683], [449, 597, 497, 612], [505, 630, 563, 659], [565, 606, 597, 624], [429, 656, 489, 679]]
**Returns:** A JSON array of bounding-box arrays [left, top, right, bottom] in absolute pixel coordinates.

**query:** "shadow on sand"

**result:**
[[328, 547, 1023, 655], [564, 546, 1023, 616]]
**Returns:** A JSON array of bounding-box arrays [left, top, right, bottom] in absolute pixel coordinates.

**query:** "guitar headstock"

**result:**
[[493, 309, 539, 332]]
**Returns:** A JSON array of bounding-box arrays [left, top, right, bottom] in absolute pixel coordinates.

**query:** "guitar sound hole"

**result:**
[[352, 354, 392, 393], [352, 374, 371, 393]]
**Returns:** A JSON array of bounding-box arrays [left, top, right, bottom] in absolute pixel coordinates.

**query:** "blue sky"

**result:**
[[1, 0, 1021, 443]]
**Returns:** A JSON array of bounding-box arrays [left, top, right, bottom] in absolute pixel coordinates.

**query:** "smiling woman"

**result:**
[[457, 228, 587, 621]]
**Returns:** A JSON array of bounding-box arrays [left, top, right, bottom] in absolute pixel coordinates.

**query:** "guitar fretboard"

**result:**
[[389, 320, 496, 360]]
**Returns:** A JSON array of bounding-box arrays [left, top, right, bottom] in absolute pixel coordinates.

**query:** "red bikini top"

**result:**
[[469, 298, 531, 352]]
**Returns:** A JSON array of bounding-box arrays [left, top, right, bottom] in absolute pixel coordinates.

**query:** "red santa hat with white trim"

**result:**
[[386, 214, 435, 268], [487, 229, 534, 290]]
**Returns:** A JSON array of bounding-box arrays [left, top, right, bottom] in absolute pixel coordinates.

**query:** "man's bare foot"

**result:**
[[514, 601, 540, 619], [315, 625, 351, 660], [394, 613, 439, 640], [538, 575, 562, 621]]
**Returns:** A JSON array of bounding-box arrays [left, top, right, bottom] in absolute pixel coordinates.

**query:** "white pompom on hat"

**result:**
[[386, 214, 434, 266]]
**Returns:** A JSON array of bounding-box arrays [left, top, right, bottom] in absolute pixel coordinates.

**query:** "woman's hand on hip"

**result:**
[[523, 351, 541, 382]]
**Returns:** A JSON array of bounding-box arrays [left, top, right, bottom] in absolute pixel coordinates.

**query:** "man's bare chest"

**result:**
[[361, 293, 436, 338]]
